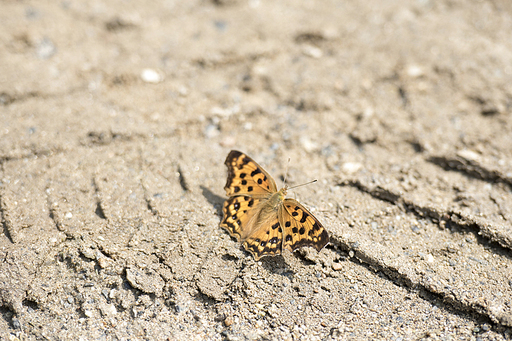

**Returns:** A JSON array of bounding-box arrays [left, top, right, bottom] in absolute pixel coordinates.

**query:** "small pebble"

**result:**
[[300, 136, 318, 152], [36, 37, 56, 59], [342, 162, 362, 174], [406, 65, 423, 78], [302, 44, 323, 58], [11, 317, 21, 330], [332, 262, 343, 271], [141, 68, 162, 83], [204, 124, 220, 138], [97, 257, 112, 268], [102, 304, 117, 316], [224, 317, 233, 327]]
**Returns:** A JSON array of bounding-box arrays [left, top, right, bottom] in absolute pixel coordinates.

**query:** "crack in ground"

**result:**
[[337, 179, 512, 328], [92, 177, 107, 220], [342, 179, 512, 254], [427, 155, 512, 190], [328, 236, 504, 333]]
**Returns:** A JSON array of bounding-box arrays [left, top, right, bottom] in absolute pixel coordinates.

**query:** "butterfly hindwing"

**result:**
[[280, 199, 329, 252], [243, 216, 283, 260], [224, 150, 277, 197], [220, 195, 262, 240]]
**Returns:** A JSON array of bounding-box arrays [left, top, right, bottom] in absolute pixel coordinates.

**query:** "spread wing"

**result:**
[[224, 150, 277, 198], [242, 213, 283, 261], [279, 198, 329, 253], [220, 194, 283, 260], [220, 195, 262, 240]]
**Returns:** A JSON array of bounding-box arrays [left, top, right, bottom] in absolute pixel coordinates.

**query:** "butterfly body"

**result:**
[[265, 188, 287, 210], [220, 150, 329, 260]]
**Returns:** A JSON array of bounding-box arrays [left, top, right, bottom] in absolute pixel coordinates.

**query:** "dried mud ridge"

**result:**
[[341, 178, 512, 329], [427, 155, 512, 191]]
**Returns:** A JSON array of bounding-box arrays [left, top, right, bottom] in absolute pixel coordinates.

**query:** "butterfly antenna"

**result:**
[[287, 179, 318, 191], [282, 157, 291, 189]]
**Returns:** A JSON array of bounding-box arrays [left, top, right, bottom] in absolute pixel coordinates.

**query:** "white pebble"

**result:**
[[407, 65, 423, 78], [302, 44, 323, 58], [341, 162, 362, 174], [141, 68, 162, 83]]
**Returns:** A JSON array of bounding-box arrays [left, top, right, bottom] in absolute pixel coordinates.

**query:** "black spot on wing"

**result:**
[[251, 169, 261, 177], [300, 212, 309, 224], [271, 222, 279, 230]]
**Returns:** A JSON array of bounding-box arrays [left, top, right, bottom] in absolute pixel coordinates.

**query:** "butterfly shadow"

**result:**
[[200, 185, 225, 217], [258, 256, 296, 277]]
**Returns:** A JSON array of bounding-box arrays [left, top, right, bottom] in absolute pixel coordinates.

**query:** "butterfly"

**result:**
[[219, 150, 329, 260]]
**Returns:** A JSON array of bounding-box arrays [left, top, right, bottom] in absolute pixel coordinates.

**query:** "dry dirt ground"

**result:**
[[1, 1, 512, 340]]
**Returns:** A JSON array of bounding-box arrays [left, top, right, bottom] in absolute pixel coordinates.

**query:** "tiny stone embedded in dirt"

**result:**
[[1, 1, 512, 340]]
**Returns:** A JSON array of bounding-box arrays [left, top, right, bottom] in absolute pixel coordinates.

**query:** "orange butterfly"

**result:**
[[220, 150, 329, 260]]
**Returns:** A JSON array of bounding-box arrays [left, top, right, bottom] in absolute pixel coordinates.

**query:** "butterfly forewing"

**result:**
[[280, 199, 329, 252], [224, 150, 277, 197]]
